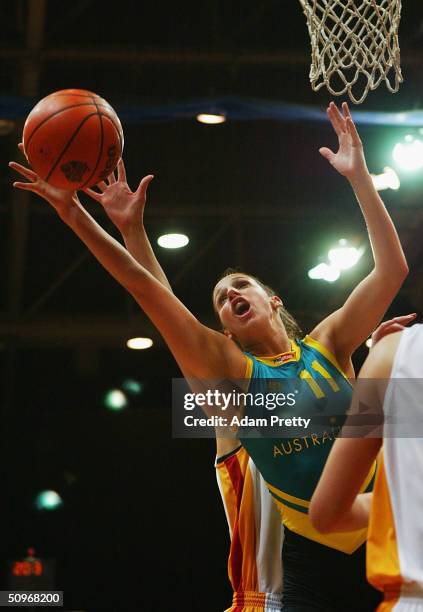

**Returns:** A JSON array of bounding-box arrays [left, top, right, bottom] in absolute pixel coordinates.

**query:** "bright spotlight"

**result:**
[[34, 490, 63, 511], [328, 243, 364, 271], [104, 389, 128, 411], [308, 263, 340, 282], [126, 337, 153, 350], [157, 234, 189, 249], [371, 167, 400, 191], [196, 113, 226, 125], [393, 137, 423, 171]]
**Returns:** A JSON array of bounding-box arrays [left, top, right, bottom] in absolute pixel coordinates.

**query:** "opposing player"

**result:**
[[10, 102, 408, 610], [309, 318, 423, 611]]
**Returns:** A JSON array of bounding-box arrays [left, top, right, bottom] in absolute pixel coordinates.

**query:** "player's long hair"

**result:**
[[214, 268, 302, 339]]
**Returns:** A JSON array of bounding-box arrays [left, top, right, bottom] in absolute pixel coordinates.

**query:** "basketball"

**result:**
[[22, 89, 124, 190]]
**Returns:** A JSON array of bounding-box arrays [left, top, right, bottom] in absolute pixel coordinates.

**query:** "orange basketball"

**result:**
[[22, 89, 124, 190]]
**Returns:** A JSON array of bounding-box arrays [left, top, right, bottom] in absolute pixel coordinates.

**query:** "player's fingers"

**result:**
[[346, 117, 362, 145], [379, 314, 416, 329], [12, 181, 38, 192], [383, 323, 405, 334], [108, 171, 116, 184], [342, 101, 352, 119], [9, 161, 37, 182], [326, 106, 343, 137], [136, 174, 154, 198], [18, 143, 30, 164], [329, 102, 346, 134], [393, 313, 417, 323], [318, 147, 335, 163], [117, 159, 127, 183], [83, 187, 102, 202], [97, 181, 108, 192]]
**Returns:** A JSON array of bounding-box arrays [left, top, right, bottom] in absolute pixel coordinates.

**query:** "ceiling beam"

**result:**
[[0, 47, 421, 67]]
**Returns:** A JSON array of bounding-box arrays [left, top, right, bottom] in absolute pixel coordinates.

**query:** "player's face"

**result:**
[[213, 274, 281, 343]]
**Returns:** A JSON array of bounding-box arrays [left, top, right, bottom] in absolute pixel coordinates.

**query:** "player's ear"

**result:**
[[271, 295, 283, 310]]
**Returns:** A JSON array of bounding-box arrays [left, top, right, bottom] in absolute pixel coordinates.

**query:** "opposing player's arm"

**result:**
[[83, 160, 173, 292], [10, 161, 247, 383], [309, 332, 401, 533], [311, 103, 408, 367], [83, 161, 243, 456]]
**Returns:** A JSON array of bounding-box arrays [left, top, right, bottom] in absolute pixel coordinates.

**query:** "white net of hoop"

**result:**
[[299, 0, 403, 104]]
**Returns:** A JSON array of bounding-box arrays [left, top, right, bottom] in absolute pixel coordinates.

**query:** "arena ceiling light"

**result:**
[[126, 337, 153, 350], [392, 135, 423, 171], [122, 378, 144, 395], [308, 263, 340, 282], [370, 167, 400, 191], [34, 490, 63, 511], [308, 240, 363, 283], [196, 113, 226, 124], [157, 233, 189, 249], [103, 389, 128, 411], [327, 240, 364, 271]]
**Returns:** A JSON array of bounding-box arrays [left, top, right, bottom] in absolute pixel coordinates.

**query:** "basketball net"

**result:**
[[299, 0, 403, 104]]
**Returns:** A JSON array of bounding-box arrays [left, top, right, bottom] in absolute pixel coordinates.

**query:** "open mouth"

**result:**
[[232, 298, 251, 318]]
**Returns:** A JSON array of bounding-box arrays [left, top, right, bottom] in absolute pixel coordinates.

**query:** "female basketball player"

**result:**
[[82, 159, 414, 612], [10, 102, 408, 611]]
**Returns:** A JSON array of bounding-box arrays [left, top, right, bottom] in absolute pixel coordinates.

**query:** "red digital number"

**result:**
[[12, 560, 43, 576], [22, 561, 31, 576], [12, 561, 22, 576], [34, 560, 43, 575]]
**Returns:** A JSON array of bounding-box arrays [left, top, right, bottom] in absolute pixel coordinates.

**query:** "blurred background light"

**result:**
[[157, 233, 189, 249], [196, 113, 226, 124], [328, 243, 364, 270], [308, 239, 363, 282], [122, 379, 144, 395], [103, 389, 128, 411], [392, 136, 423, 171], [371, 166, 400, 191], [126, 337, 153, 350], [34, 490, 63, 511], [308, 263, 340, 282]]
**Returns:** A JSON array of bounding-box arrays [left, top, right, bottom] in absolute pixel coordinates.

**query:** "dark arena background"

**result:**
[[1, 1, 423, 610]]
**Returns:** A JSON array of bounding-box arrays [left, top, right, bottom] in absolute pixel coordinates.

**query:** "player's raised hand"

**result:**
[[9, 147, 79, 215], [83, 159, 154, 235], [370, 313, 417, 348], [319, 102, 368, 181]]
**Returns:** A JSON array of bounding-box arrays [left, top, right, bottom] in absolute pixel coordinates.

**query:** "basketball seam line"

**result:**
[[25, 102, 117, 147], [45, 112, 99, 183], [79, 98, 104, 189], [103, 113, 123, 153], [25, 103, 100, 149]]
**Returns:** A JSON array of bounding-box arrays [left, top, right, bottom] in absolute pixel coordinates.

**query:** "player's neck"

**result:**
[[245, 326, 291, 357]]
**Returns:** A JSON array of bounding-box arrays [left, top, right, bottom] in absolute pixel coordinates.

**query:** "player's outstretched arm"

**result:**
[[84, 161, 242, 455], [9, 159, 247, 383], [83, 160, 172, 292], [312, 102, 408, 369]]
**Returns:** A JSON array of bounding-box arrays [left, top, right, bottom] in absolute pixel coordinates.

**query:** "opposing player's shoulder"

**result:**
[[359, 331, 403, 379]]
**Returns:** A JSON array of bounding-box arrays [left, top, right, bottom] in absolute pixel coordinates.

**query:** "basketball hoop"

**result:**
[[299, 0, 403, 104]]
